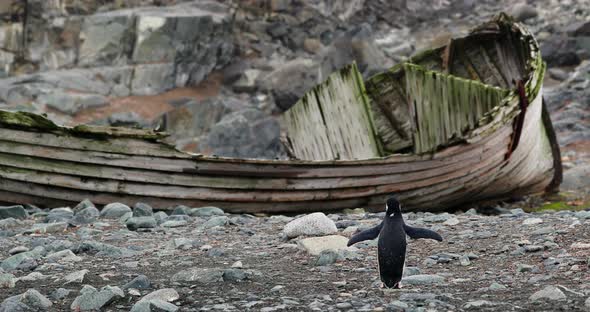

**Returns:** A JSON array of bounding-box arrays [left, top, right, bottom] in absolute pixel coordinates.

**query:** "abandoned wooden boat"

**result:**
[[0, 14, 561, 213]]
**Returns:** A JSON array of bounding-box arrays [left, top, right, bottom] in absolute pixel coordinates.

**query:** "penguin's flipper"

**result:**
[[347, 222, 383, 246], [403, 224, 443, 241]]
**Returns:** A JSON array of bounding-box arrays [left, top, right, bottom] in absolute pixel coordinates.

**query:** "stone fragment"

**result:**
[[529, 286, 566, 301], [297, 235, 349, 255], [402, 274, 445, 285]]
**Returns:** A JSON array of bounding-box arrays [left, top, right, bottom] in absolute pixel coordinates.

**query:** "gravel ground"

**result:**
[[0, 201, 589, 311]]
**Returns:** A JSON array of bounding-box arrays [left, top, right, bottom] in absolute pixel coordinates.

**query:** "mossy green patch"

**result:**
[[527, 201, 590, 213]]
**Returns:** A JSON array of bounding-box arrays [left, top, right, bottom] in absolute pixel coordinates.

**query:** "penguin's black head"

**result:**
[[385, 196, 401, 217]]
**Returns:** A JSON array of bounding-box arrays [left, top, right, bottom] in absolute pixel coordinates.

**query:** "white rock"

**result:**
[[522, 218, 543, 225], [297, 235, 348, 255], [443, 217, 460, 226], [529, 286, 566, 301], [402, 274, 445, 285], [231, 261, 243, 268], [283, 212, 337, 239], [45, 250, 82, 263], [19, 272, 47, 282], [571, 242, 590, 249]]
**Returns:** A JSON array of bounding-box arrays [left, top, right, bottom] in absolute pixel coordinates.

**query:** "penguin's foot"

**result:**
[[394, 282, 402, 289]]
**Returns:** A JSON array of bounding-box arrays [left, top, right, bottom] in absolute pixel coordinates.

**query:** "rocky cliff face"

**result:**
[[0, 0, 589, 164]]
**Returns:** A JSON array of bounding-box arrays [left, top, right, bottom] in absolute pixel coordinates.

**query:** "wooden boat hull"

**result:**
[[0, 15, 562, 213]]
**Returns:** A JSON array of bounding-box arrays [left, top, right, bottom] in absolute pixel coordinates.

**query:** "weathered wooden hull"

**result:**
[[0, 15, 561, 213]]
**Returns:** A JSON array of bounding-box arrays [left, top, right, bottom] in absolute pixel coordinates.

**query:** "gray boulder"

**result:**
[[38, 91, 108, 115], [126, 217, 157, 231], [0, 289, 52, 311], [131, 63, 175, 96], [70, 285, 124, 311], [171, 268, 223, 283], [0, 205, 27, 219], [257, 58, 319, 111], [78, 12, 135, 67], [200, 108, 286, 159], [133, 203, 154, 217], [100, 203, 132, 219]]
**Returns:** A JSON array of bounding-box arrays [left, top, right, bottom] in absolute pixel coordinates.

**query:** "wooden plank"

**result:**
[[0, 124, 510, 181], [0, 128, 186, 158], [364, 70, 413, 153], [404, 63, 509, 154], [0, 135, 507, 193], [283, 63, 380, 160], [0, 140, 507, 203]]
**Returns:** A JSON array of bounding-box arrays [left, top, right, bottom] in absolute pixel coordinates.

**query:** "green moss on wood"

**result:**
[[0, 111, 59, 131]]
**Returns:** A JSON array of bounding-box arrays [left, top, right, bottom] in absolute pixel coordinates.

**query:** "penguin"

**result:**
[[347, 196, 443, 288]]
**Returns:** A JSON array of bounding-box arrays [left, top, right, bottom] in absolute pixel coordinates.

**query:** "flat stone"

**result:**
[[522, 218, 543, 225], [77, 241, 137, 258], [161, 220, 188, 228], [25, 222, 68, 234], [402, 274, 445, 285], [1, 247, 44, 271], [100, 203, 132, 219], [40, 91, 108, 115], [189, 207, 225, 217], [443, 217, 460, 226], [45, 250, 82, 263], [464, 300, 495, 309], [20, 289, 53, 310], [19, 272, 47, 282], [130, 299, 179, 312], [524, 245, 544, 252], [517, 264, 537, 273], [126, 217, 157, 231], [171, 268, 224, 283], [0, 205, 27, 219], [202, 216, 229, 229], [489, 282, 507, 290], [0, 218, 24, 230], [529, 285, 566, 301], [423, 213, 452, 223], [70, 285, 124, 311], [140, 288, 179, 303], [283, 212, 337, 239], [297, 235, 349, 255], [64, 269, 89, 284], [571, 242, 590, 249], [123, 275, 151, 290], [8, 246, 29, 255]]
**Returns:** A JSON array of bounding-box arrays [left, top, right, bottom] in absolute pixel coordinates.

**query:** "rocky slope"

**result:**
[[0, 201, 589, 311]]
